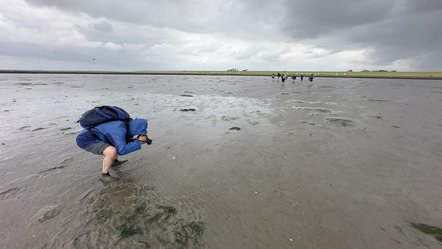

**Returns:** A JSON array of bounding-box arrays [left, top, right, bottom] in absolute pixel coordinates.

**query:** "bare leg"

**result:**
[[102, 146, 117, 174]]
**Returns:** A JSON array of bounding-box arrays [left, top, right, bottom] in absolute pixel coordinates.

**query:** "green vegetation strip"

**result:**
[[410, 223, 442, 242], [1, 70, 442, 79]]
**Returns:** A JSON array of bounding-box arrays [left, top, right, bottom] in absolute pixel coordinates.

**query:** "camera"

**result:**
[[137, 135, 152, 145], [146, 138, 152, 145]]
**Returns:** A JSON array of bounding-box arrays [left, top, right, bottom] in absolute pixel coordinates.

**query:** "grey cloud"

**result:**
[[281, 0, 394, 39], [346, 3, 442, 69], [7, 0, 442, 71], [403, 0, 442, 15], [91, 21, 113, 33], [412, 50, 442, 71], [25, 0, 227, 31], [25, 0, 281, 36], [279, 0, 442, 70]]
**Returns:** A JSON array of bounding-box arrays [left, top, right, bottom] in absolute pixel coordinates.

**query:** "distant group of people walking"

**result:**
[[272, 72, 314, 85]]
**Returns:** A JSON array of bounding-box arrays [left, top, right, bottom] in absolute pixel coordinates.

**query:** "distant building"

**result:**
[[227, 68, 238, 72]]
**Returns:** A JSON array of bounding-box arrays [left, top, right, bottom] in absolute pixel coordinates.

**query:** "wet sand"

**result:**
[[1, 74, 442, 248]]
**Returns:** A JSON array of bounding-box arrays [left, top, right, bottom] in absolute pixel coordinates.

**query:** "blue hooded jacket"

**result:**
[[76, 118, 148, 155]]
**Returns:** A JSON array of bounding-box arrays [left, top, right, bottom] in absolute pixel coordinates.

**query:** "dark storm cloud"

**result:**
[[281, 0, 394, 39], [350, 1, 442, 70], [280, 0, 442, 70], [349, 9, 442, 65], [403, 0, 442, 14]]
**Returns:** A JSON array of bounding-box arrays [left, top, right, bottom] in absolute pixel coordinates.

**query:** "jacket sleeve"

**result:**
[[98, 122, 142, 155]]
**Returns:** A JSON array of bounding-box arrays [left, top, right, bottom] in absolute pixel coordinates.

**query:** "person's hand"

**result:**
[[138, 135, 148, 144]]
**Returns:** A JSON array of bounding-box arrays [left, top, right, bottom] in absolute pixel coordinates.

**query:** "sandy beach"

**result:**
[[1, 74, 442, 248]]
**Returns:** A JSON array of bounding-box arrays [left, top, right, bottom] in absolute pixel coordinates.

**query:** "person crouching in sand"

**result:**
[[76, 118, 151, 180]]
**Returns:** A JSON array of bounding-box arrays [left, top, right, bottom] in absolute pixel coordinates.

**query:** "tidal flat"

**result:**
[[1, 74, 442, 248]]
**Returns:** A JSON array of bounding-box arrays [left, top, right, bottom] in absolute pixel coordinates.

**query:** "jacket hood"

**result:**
[[129, 119, 148, 136]]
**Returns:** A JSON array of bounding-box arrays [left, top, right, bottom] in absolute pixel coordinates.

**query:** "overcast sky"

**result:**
[[1, 0, 441, 71]]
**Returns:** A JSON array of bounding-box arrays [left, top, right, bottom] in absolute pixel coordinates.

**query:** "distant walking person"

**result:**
[[272, 73, 275, 79], [300, 74, 304, 82], [277, 72, 281, 79], [309, 73, 314, 84], [281, 73, 286, 85], [291, 75, 297, 83]]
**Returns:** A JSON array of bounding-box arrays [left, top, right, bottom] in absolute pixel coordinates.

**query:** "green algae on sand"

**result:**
[[325, 118, 355, 127], [119, 224, 142, 239], [410, 223, 442, 242]]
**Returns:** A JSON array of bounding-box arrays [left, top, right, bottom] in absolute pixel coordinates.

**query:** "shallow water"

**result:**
[[1, 74, 442, 248]]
